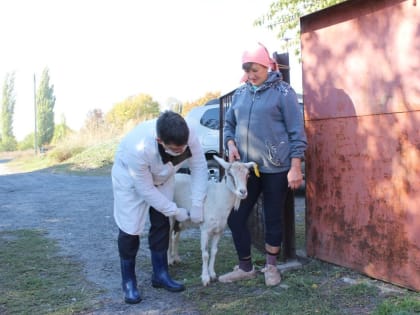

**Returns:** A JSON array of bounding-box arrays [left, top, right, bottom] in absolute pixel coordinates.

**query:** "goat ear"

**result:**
[[213, 155, 230, 169]]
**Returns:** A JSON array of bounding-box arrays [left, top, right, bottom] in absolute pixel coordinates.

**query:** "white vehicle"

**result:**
[[184, 100, 221, 181]]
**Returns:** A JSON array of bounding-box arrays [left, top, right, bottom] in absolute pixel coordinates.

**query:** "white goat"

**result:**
[[171, 155, 256, 286]]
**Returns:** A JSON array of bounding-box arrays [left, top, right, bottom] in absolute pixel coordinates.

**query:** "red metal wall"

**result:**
[[301, 0, 420, 291]]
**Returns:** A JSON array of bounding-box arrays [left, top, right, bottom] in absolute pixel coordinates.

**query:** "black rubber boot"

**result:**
[[151, 250, 185, 292], [120, 258, 142, 304]]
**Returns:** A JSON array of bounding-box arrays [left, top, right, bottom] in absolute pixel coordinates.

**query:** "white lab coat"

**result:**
[[112, 119, 208, 235]]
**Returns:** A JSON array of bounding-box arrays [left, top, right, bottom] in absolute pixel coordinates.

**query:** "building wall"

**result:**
[[301, 0, 420, 291]]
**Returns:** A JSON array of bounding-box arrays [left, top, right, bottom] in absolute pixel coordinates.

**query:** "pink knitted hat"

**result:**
[[240, 42, 278, 82]]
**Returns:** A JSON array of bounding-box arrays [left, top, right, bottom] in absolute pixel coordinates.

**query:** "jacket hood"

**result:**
[[245, 71, 283, 92]]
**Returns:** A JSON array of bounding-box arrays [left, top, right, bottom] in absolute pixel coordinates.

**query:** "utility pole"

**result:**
[[33, 74, 37, 155]]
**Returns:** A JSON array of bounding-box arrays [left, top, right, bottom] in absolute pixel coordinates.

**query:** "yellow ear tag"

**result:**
[[253, 164, 260, 177]]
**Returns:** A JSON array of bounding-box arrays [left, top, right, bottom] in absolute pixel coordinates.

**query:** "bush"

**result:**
[[47, 145, 85, 163], [51, 123, 73, 145], [0, 137, 17, 151], [17, 134, 35, 151]]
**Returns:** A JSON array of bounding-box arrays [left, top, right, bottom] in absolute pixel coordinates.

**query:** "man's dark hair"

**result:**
[[156, 111, 189, 145]]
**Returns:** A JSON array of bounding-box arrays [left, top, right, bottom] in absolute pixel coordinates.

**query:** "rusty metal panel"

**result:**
[[301, 0, 420, 291], [305, 113, 420, 291], [301, 0, 420, 121]]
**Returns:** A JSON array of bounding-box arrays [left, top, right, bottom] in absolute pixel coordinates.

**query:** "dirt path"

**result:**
[[0, 158, 197, 315]]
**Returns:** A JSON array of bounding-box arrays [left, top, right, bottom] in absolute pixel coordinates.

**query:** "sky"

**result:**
[[0, 0, 302, 141]]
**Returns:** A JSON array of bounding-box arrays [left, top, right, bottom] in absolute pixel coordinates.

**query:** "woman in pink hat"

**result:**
[[219, 42, 307, 286]]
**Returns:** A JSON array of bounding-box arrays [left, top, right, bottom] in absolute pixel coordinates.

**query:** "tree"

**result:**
[[0, 72, 17, 151], [83, 108, 105, 132], [36, 68, 56, 148], [181, 91, 221, 116], [17, 133, 35, 151], [51, 114, 72, 145], [255, 0, 345, 55], [105, 93, 160, 130]]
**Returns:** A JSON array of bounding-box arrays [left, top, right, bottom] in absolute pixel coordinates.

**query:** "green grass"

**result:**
[[58, 139, 118, 174], [373, 297, 420, 315], [2, 229, 418, 314], [1, 150, 52, 173], [0, 230, 102, 315], [170, 236, 420, 315], [3, 139, 117, 176]]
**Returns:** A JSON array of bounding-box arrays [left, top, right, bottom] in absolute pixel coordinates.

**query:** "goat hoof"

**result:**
[[202, 275, 211, 286], [168, 258, 182, 266]]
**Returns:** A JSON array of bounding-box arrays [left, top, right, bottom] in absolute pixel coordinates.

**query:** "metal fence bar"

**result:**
[[218, 89, 236, 180]]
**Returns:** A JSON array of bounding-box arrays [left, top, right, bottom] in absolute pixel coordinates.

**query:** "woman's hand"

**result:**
[[227, 141, 240, 162], [288, 158, 303, 190]]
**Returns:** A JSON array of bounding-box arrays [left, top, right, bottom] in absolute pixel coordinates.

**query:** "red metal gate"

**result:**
[[301, 0, 420, 291]]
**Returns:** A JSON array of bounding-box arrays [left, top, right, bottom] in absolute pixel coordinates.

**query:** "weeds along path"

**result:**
[[0, 160, 197, 314]]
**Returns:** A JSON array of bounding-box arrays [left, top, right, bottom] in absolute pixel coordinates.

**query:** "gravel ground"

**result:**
[[0, 158, 201, 315]]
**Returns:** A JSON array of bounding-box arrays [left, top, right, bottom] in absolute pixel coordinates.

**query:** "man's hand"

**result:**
[[175, 208, 189, 222], [190, 205, 204, 224]]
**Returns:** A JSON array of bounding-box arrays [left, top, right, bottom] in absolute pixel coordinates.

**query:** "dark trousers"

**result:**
[[227, 171, 288, 259], [118, 207, 170, 259]]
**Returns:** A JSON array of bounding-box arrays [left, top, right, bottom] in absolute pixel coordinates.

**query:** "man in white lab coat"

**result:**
[[112, 111, 208, 304]]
